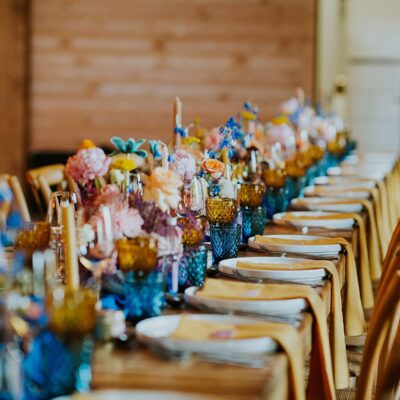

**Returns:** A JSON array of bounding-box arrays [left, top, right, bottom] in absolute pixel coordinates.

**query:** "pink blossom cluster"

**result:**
[[91, 184, 144, 239], [66, 147, 111, 185], [170, 149, 196, 181]]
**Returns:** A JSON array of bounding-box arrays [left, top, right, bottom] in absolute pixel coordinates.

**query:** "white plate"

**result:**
[[291, 197, 363, 213], [304, 186, 370, 200], [184, 287, 307, 316], [219, 256, 327, 282], [327, 167, 385, 181], [136, 314, 277, 355], [248, 235, 341, 256], [55, 391, 219, 400], [273, 211, 354, 229], [313, 176, 376, 189]]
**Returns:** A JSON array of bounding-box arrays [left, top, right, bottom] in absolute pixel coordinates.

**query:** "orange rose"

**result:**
[[202, 158, 224, 180]]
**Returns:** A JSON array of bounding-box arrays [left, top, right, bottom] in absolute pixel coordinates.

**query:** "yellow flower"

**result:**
[[182, 136, 201, 146], [80, 139, 96, 149], [272, 115, 291, 126], [240, 110, 257, 121], [111, 158, 136, 171]]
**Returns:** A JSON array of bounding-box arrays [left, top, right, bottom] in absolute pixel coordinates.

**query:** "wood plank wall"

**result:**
[[0, 0, 29, 176], [31, 0, 317, 152]]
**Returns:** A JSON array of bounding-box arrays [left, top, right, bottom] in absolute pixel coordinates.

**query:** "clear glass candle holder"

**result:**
[[178, 245, 208, 290], [210, 223, 241, 263]]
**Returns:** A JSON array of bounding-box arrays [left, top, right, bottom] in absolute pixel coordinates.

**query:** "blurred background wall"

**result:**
[[30, 0, 317, 152], [2, 0, 400, 179]]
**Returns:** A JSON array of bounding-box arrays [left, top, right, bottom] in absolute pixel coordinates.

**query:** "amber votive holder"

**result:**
[[239, 183, 265, 207], [178, 217, 205, 247], [47, 287, 97, 337], [284, 159, 305, 179], [116, 237, 158, 273], [206, 198, 238, 224], [262, 168, 286, 189], [14, 221, 51, 258]]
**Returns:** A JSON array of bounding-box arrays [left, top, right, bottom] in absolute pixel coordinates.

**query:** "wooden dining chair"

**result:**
[[374, 324, 400, 400], [0, 174, 31, 223], [26, 164, 66, 214], [8, 175, 31, 222], [337, 271, 400, 400]]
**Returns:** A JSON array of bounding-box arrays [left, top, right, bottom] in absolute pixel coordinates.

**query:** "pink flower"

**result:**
[[203, 127, 221, 151], [266, 124, 296, 148], [66, 147, 111, 185], [171, 149, 196, 181], [113, 207, 144, 239], [95, 184, 121, 207]]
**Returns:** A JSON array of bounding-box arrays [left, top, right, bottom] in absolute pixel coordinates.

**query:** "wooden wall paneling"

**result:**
[[0, 0, 29, 177], [31, 0, 317, 152]]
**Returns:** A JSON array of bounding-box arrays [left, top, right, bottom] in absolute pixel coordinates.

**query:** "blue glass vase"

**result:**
[[263, 187, 289, 219], [305, 165, 318, 186], [123, 270, 165, 321], [101, 270, 165, 322], [22, 330, 93, 400], [285, 176, 307, 200], [210, 223, 241, 263], [178, 245, 208, 290], [241, 207, 267, 242]]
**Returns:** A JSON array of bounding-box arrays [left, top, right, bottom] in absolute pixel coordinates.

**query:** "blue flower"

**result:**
[[174, 126, 188, 138], [110, 136, 148, 158], [148, 140, 162, 160]]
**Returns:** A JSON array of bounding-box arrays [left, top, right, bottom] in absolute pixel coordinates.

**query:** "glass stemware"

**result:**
[[177, 177, 206, 217]]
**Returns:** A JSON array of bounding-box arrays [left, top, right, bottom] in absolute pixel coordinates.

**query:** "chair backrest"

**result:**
[[8, 176, 31, 222], [356, 271, 400, 400], [374, 323, 400, 400], [26, 164, 66, 213]]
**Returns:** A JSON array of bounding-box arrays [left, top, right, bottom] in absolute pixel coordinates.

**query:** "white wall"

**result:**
[[347, 0, 400, 152], [318, 0, 400, 152]]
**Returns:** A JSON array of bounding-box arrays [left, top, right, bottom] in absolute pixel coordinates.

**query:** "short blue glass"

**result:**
[[210, 223, 241, 263], [23, 331, 93, 399], [178, 245, 208, 290], [263, 187, 289, 219], [241, 207, 267, 242], [285, 176, 307, 200]]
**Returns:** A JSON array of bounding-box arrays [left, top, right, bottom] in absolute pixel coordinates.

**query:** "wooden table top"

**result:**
[[92, 222, 355, 399]]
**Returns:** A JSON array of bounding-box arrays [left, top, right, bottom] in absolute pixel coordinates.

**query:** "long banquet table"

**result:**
[[91, 220, 360, 399]]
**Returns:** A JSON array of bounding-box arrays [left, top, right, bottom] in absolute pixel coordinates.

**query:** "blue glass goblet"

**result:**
[[210, 223, 241, 263], [178, 245, 208, 290], [263, 187, 289, 219]]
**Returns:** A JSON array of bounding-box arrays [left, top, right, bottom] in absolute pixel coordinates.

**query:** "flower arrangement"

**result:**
[[170, 149, 196, 182], [66, 145, 111, 186], [143, 167, 182, 212]]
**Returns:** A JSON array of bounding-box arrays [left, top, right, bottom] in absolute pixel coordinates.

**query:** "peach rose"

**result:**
[[144, 167, 183, 212], [202, 158, 225, 180]]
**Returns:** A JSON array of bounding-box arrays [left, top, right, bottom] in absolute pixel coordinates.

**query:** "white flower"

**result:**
[[110, 168, 124, 185], [219, 178, 237, 199]]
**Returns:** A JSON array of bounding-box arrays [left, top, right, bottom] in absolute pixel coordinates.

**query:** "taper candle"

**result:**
[[173, 97, 182, 149], [62, 203, 79, 291]]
